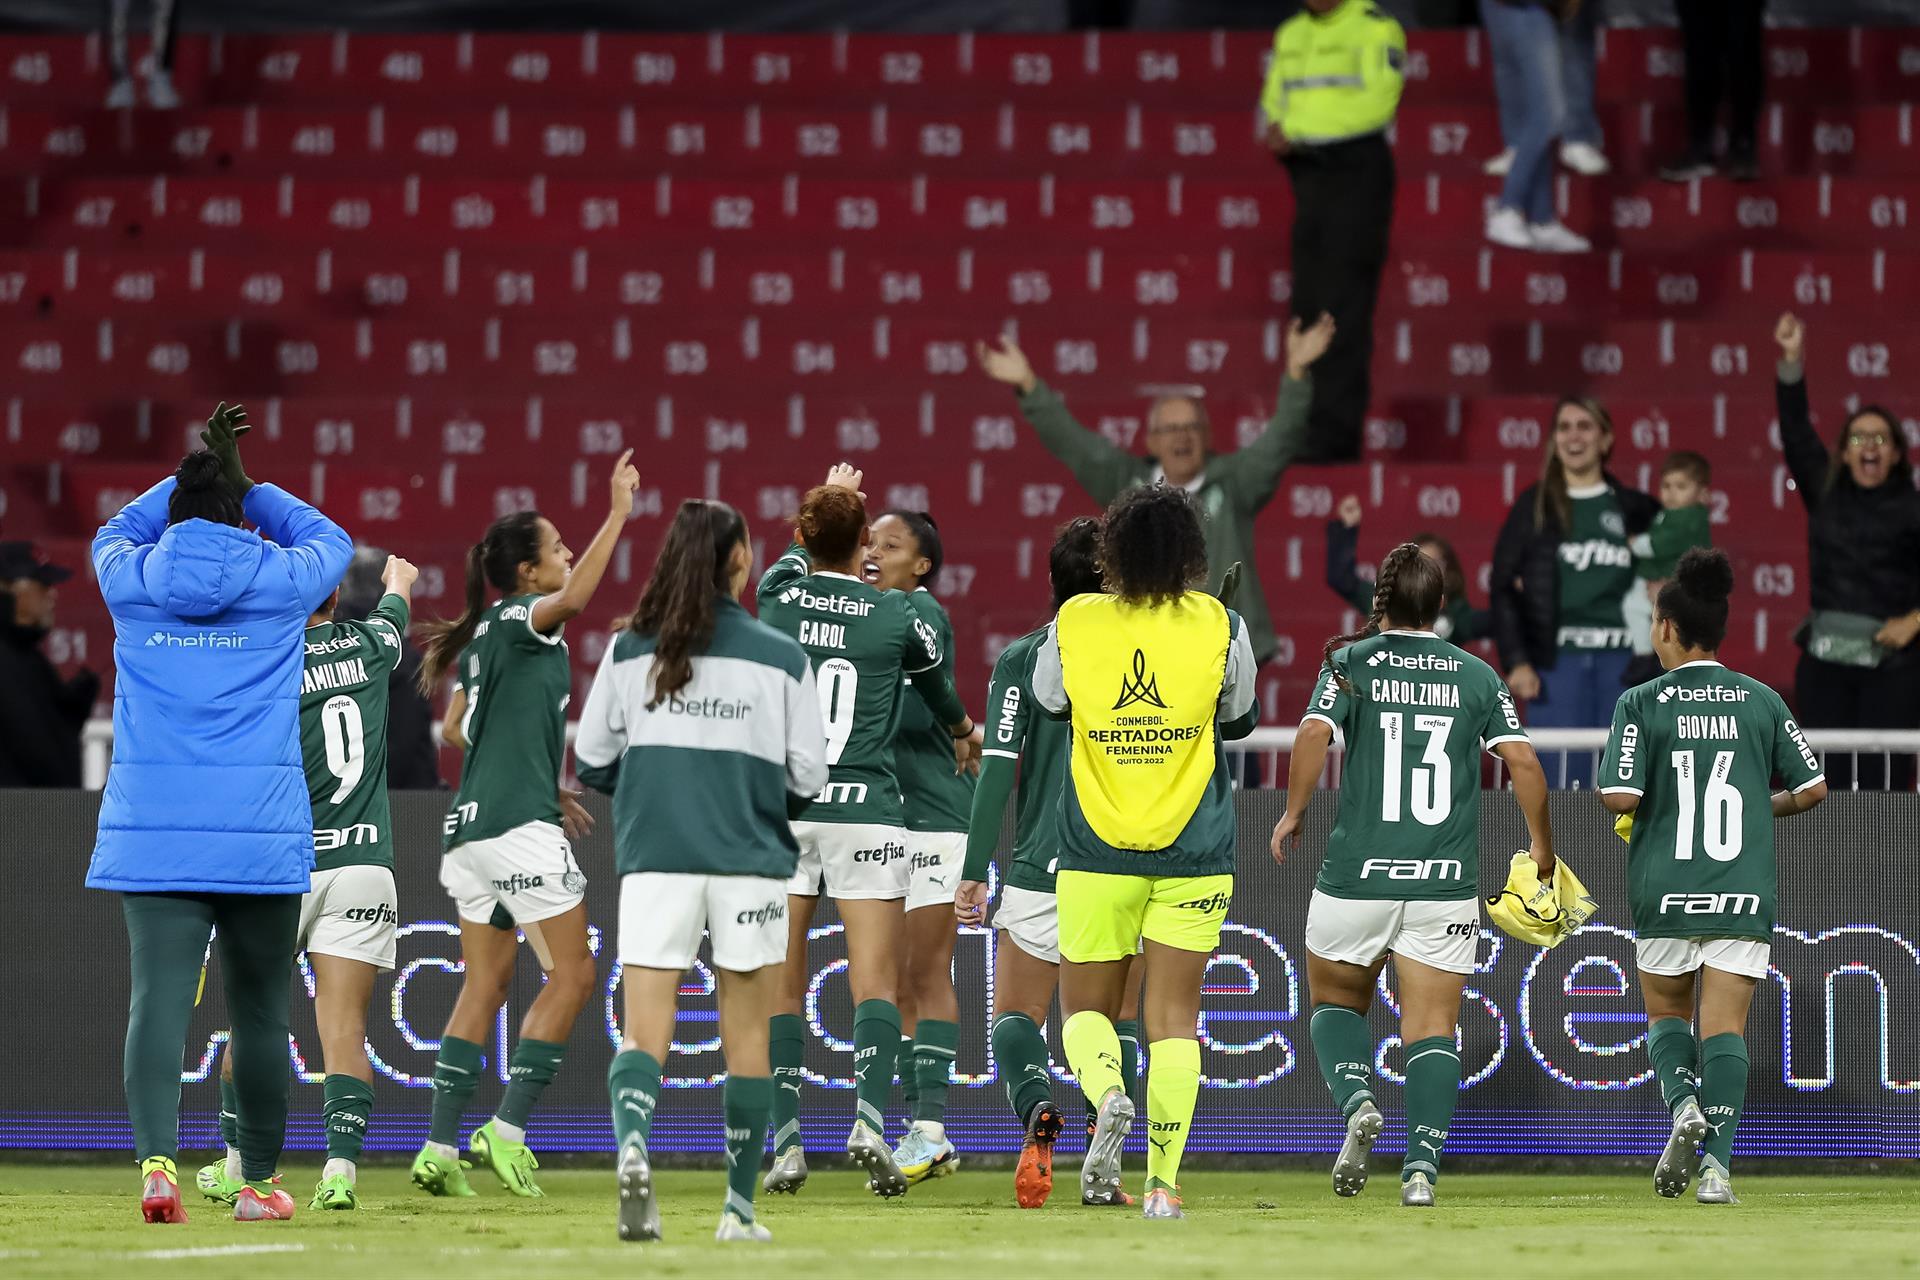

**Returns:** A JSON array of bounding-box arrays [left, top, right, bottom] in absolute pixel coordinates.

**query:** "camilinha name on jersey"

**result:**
[[1308, 630, 1528, 902], [299, 594, 408, 871], [1601, 661, 1824, 940], [443, 594, 571, 850]]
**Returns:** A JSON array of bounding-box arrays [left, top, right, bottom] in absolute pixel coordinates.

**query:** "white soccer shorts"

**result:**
[[298, 864, 398, 970], [905, 830, 968, 912], [993, 884, 1061, 965], [440, 820, 586, 927], [787, 821, 910, 901], [1635, 935, 1771, 980], [618, 872, 791, 973], [1305, 890, 1482, 976]]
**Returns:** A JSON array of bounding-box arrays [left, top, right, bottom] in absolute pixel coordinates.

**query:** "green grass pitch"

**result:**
[[2, 1164, 1915, 1279]]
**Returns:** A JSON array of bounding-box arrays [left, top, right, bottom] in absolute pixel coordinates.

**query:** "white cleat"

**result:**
[[762, 1146, 808, 1196], [1332, 1100, 1385, 1197], [1402, 1172, 1436, 1207], [715, 1210, 772, 1242], [1529, 220, 1593, 254], [1655, 1098, 1709, 1198], [145, 70, 181, 109], [1080, 1089, 1134, 1207], [1696, 1165, 1740, 1205], [104, 77, 136, 109], [847, 1121, 907, 1198], [1482, 148, 1514, 177], [1559, 141, 1612, 175], [1141, 1187, 1184, 1220], [891, 1125, 959, 1185], [615, 1138, 660, 1243]]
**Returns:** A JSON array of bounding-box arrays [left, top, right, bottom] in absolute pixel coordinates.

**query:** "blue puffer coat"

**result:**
[[85, 478, 353, 895]]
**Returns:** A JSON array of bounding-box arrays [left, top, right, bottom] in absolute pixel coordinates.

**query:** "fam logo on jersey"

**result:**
[[314, 823, 379, 852], [146, 629, 248, 649], [1112, 649, 1167, 711], [1660, 892, 1760, 915], [1361, 857, 1464, 881], [1657, 684, 1749, 703]]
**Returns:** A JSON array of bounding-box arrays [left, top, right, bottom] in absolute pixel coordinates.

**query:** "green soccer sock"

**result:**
[[723, 1076, 774, 1223], [427, 1036, 486, 1149], [321, 1074, 375, 1164], [496, 1038, 567, 1133], [912, 1019, 959, 1126], [219, 1075, 240, 1150], [1647, 1017, 1700, 1117], [898, 1032, 920, 1116], [769, 1014, 807, 1155], [992, 1013, 1055, 1125], [1090, 1018, 1144, 1128], [1310, 1005, 1376, 1119], [607, 1050, 662, 1155], [1144, 1038, 1200, 1194], [1699, 1032, 1749, 1176], [1401, 1035, 1461, 1185], [852, 1000, 902, 1134]]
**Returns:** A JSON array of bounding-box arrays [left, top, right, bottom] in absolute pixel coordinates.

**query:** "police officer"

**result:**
[[1261, 0, 1406, 463]]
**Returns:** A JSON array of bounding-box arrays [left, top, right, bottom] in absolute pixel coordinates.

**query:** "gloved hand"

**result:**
[[1215, 560, 1244, 610], [199, 402, 253, 495]]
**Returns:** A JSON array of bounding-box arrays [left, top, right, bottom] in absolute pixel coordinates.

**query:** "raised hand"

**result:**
[[1774, 312, 1805, 366], [199, 401, 254, 494], [1286, 312, 1337, 375], [824, 462, 866, 501], [382, 555, 420, 591], [1336, 494, 1363, 528], [974, 336, 1037, 394], [608, 448, 639, 518]]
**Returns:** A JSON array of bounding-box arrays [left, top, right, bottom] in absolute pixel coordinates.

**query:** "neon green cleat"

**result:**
[[410, 1145, 477, 1198], [195, 1162, 244, 1206], [311, 1174, 358, 1210], [469, 1121, 544, 1198]]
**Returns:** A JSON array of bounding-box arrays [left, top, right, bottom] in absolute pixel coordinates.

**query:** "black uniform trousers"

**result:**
[[1675, 0, 1766, 157], [1794, 650, 1920, 792], [1284, 133, 1395, 463]]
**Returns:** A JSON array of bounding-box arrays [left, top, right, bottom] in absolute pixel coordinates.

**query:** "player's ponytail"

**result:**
[[630, 499, 748, 708], [1320, 542, 1443, 691], [167, 450, 245, 527], [416, 510, 546, 694], [1656, 546, 1734, 653]]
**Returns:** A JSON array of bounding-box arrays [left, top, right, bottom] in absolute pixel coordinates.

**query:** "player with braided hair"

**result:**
[[1274, 542, 1556, 1207]]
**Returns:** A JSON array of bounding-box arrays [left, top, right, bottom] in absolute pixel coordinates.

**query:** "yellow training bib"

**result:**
[[1055, 592, 1230, 851]]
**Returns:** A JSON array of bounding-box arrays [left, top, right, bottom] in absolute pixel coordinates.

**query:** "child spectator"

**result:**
[[1621, 451, 1713, 686]]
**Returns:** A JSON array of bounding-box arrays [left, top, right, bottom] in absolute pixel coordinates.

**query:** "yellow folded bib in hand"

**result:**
[[1486, 851, 1598, 948], [1614, 812, 1633, 843]]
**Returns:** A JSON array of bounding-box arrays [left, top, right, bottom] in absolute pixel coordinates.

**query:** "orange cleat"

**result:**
[[140, 1157, 188, 1224], [1015, 1102, 1065, 1209], [234, 1179, 297, 1221]]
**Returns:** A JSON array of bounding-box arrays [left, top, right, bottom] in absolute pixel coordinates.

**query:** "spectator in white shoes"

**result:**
[[1482, 0, 1594, 254], [1482, 0, 1609, 178], [104, 0, 183, 109]]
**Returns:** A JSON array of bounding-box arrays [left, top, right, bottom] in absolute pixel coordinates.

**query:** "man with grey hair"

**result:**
[[974, 314, 1333, 671]]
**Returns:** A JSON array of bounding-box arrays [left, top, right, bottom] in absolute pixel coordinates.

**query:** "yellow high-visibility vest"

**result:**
[[1260, 0, 1408, 145], [1055, 592, 1229, 852]]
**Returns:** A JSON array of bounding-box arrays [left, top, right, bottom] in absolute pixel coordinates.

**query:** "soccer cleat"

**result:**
[[1141, 1187, 1184, 1220], [1083, 1184, 1137, 1207], [470, 1120, 544, 1198], [1401, 1173, 1436, 1207], [847, 1120, 908, 1198], [1015, 1101, 1065, 1209], [140, 1156, 188, 1224], [892, 1126, 959, 1186], [410, 1145, 477, 1197], [763, 1146, 809, 1195], [1655, 1098, 1710, 1198], [145, 70, 181, 109], [716, 1210, 772, 1242], [1080, 1088, 1134, 1207], [234, 1179, 297, 1221], [1332, 1099, 1385, 1198], [195, 1161, 244, 1205], [1696, 1167, 1740, 1205], [310, 1174, 357, 1211], [615, 1137, 660, 1243]]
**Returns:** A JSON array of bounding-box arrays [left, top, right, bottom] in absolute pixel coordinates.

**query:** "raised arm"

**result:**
[[1223, 315, 1328, 511], [92, 478, 178, 601], [243, 484, 353, 614], [530, 450, 639, 635], [978, 336, 1143, 504], [1325, 498, 1375, 613], [1772, 313, 1831, 511]]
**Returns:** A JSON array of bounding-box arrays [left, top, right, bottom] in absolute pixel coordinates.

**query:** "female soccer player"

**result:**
[[861, 510, 979, 1182], [1600, 548, 1827, 1205], [1032, 484, 1258, 1222], [574, 499, 828, 1243], [1273, 543, 1555, 1208], [956, 517, 1147, 1209], [407, 451, 638, 1199], [758, 465, 977, 1198]]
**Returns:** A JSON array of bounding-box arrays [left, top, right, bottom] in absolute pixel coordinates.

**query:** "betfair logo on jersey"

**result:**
[[1659, 892, 1761, 915], [146, 629, 248, 649], [778, 586, 875, 616], [1360, 858, 1465, 881], [1177, 891, 1231, 913], [305, 633, 363, 657], [313, 823, 379, 851], [735, 901, 786, 926], [1112, 649, 1167, 711], [1365, 650, 1462, 672], [1560, 540, 1633, 571], [491, 873, 546, 893], [1656, 684, 1750, 703], [852, 841, 908, 864], [813, 781, 870, 805], [340, 903, 398, 924]]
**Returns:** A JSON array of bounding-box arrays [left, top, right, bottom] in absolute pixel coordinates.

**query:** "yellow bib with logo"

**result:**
[[1055, 592, 1230, 852]]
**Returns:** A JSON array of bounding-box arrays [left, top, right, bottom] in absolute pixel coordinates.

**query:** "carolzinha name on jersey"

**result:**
[[1369, 679, 1462, 707]]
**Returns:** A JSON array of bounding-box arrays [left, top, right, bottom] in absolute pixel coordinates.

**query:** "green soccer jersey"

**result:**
[[443, 593, 570, 850], [1601, 660, 1824, 941], [1557, 486, 1636, 649], [756, 545, 960, 826], [976, 627, 1070, 893], [896, 589, 976, 834], [300, 594, 408, 872], [1307, 630, 1529, 901]]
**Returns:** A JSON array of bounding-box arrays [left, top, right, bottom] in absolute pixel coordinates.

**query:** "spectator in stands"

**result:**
[[1325, 496, 1489, 645], [104, 0, 182, 109], [1482, 0, 1596, 254], [85, 406, 352, 1222], [975, 314, 1334, 676], [1773, 313, 1920, 791], [1490, 398, 1657, 782], [336, 544, 442, 789], [1620, 450, 1714, 688], [1482, 0, 1609, 178], [1259, 0, 1406, 462], [1660, 0, 1764, 182], [0, 543, 98, 788]]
